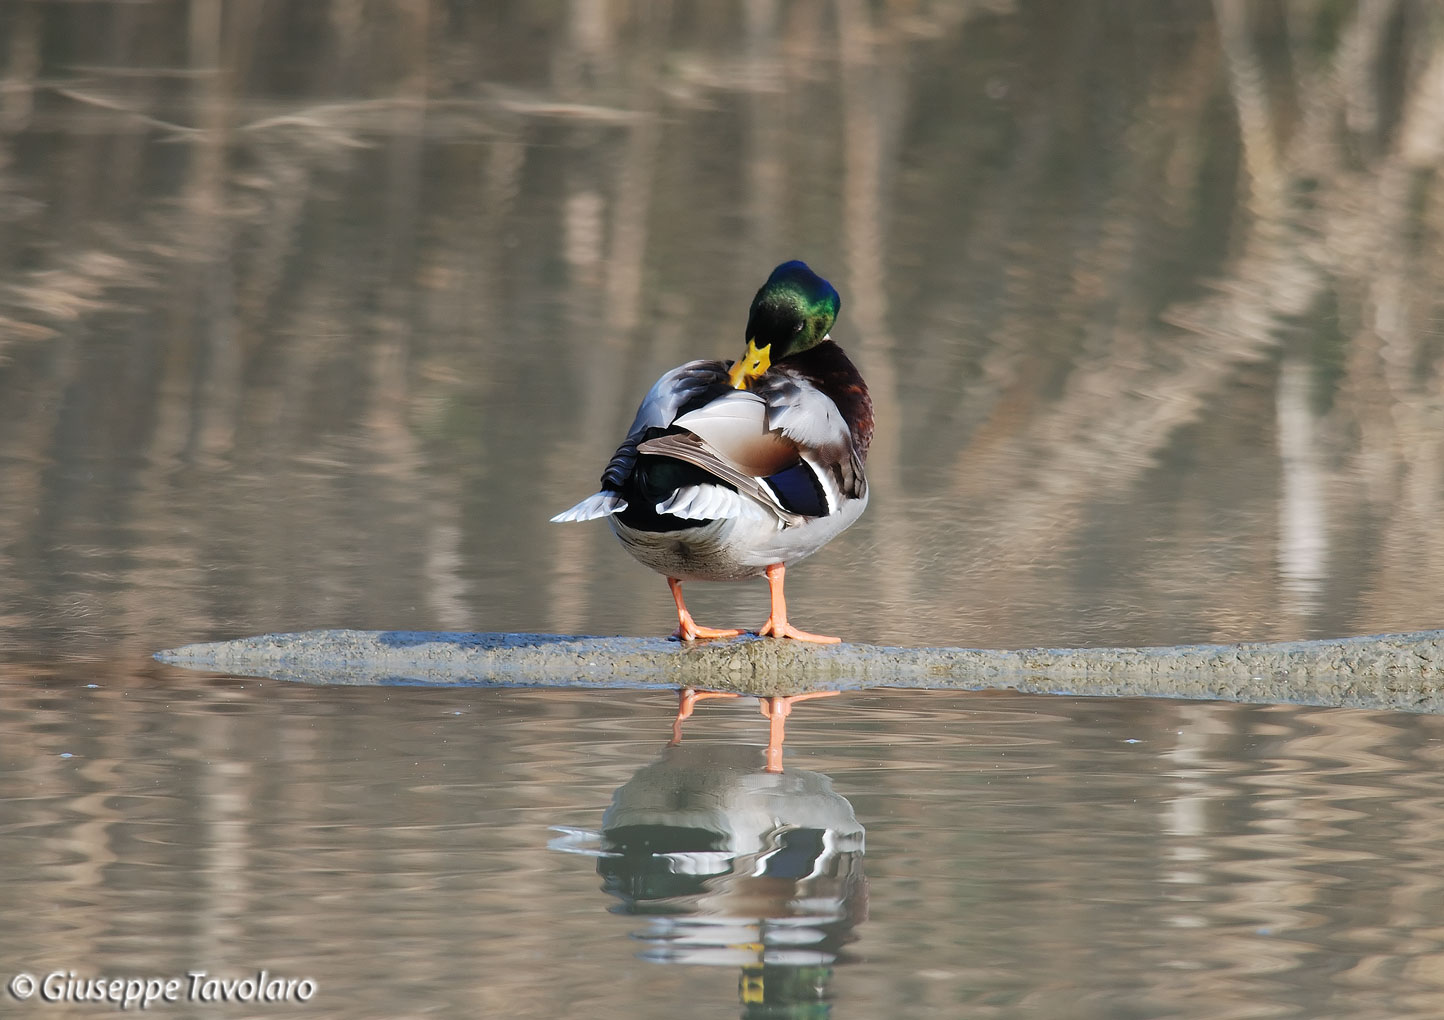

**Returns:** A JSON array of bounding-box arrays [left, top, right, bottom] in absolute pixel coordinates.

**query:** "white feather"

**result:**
[[673, 390, 796, 476], [550, 492, 628, 523], [766, 378, 850, 451], [798, 452, 838, 514], [656, 484, 745, 520], [673, 390, 768, 439]]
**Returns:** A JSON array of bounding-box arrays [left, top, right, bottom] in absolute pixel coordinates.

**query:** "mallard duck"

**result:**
[[552, 260, 872, 644]]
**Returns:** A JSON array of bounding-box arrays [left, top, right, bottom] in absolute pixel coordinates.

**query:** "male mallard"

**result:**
[[551, 260, 872, 644]]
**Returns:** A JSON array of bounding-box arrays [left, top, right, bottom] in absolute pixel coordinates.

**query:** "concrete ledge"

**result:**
[[154, 628, 1444, 712]]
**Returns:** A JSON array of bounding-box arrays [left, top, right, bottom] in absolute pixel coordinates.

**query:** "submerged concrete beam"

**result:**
[[155, 628, 1444, 713]]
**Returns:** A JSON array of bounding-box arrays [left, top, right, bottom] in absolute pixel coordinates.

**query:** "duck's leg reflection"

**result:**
[[670, 688, 741, 745], [759, 691, 840, 773], [671, 688, 842, 770]]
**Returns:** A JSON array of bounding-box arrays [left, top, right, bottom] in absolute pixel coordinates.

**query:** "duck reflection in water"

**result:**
[[562, 742, 867, 1018], [672, 687, 842, 773]]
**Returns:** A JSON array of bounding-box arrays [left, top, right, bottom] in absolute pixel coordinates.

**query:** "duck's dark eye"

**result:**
[[793, 321, 805, 333]]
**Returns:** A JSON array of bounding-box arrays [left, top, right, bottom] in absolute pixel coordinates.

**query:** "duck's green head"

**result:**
[[729, 261, 841, 389]]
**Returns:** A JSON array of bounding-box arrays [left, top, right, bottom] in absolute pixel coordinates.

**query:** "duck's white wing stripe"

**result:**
[[798, 452, 838, 515], [550, 491, 628, 523], [656, 484, 745, 520]]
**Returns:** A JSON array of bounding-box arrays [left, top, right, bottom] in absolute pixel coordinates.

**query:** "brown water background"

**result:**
[[5, 2, 1444, 1017]]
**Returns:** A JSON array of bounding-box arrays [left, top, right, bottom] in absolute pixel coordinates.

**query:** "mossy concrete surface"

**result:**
[[154, 628, 1444, 713]]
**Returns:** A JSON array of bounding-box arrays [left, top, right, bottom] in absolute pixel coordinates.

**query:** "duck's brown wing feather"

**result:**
[[635, 432, 806, 527]]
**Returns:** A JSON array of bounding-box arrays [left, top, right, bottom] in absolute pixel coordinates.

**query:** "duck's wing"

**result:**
[[758, 373, 867, 502], [552, 360, 867, 525], [601, 360, 732, 490], [550, 360, 731, 523], [636, 431, 806, 527], [637, 389, 839, 526], [671, 391, 797, 476]]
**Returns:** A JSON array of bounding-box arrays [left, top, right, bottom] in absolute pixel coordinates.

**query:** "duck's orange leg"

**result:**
[[754, 563, 840, 643], [670, 687, 742, 744], [669, 577, 744, 641], [758, 691, 842, 772]]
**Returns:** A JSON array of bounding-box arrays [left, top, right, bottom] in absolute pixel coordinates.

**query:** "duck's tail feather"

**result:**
[[550, 492, 628, 523], [655, 484, 746, 520]]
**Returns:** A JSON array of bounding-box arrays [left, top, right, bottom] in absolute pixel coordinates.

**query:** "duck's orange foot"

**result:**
[[668, 577, 745, 641], [755, 618, 841, 644], [672, 618, 746, 642], [752, 562, 842, 643]]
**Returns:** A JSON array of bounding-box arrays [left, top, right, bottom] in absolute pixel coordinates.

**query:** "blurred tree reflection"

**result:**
[[1, 0, 1442, 656]]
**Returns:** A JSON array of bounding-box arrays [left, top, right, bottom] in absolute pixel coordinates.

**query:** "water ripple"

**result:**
[[7, 671, 1444, 1016]]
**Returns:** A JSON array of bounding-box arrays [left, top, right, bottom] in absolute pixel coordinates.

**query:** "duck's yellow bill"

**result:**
[[728, 340, 771, 389]]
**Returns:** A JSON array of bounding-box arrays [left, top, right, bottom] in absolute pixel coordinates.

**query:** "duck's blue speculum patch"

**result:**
[[764, 461, 831, 518]]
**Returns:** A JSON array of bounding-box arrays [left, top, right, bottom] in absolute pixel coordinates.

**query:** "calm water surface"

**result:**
[[6, 675, 1444, 1018], [5, 1, 1444, 1017]]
